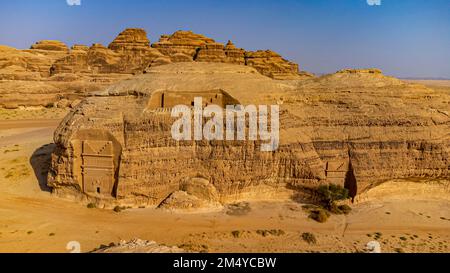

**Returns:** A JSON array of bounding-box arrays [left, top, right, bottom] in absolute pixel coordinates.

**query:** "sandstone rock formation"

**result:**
[[93, 239, 185, 253], [152, 30, 216, 59], [245, 50, 300, 79], [71, 44, 89, 52], [1, 27, 304, 108], [30, 40, 69, 52], [108, 28, 150, 52], [224, 40, 245, 65], [149, 30, 300, 79], [158, 178, 222, 211], [47, 63, 449, 208]]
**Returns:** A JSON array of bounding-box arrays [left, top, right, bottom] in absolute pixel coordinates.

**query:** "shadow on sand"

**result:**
[[30, 143, 56, 193]]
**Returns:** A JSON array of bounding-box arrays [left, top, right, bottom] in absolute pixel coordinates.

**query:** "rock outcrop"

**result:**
[[2, 28, 301, 79], [93, 239, 185, 253], [150, 30, 300, 78], [47, 63, 449, 207], [245, 50, 300, 79], [1, 27, 304, 108], [152, 30, 216, 59], [30, 40, 69, 52], [158, 178, 222, 211], [224, 40, 245, 65], [108, 28, 151, 52]]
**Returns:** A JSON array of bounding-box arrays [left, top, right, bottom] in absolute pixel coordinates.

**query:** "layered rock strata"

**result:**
[[1, 28, 303, 108], [48, 63, 449, 207]]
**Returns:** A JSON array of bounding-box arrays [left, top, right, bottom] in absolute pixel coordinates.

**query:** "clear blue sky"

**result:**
[[0, 0, 449, 78]]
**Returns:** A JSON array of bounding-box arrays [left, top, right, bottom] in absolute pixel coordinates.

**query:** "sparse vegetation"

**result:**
[[226, 202, 251, 216], [256, 229, 285, 237], [330, 203, 352, 215], [316, 184, 350, 209], [87, 203, 96, 209], [374, 232, 382, 240], [231, 230, 244, 238], [394, 248, 405, 253], [113, 206, 127, 213], [3, 148, 20, 154], [45, 103, 54, 109], [178, 243, 209, 253], [309, 209, 330, 223], [301, 232, 317, 244], [3, 161, 30, 180], [301, 185, 352, 223]]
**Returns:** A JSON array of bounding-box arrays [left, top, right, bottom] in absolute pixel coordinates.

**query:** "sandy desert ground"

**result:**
[[0, 97, 449, 254], [404, 79, 450, 87]]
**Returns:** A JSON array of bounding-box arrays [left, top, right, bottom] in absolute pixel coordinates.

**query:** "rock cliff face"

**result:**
[[224, 40, 245, 65], [47, 63, 449, 208], [1, 28, 301, 79], [152, 30, 216, 59], [0, 28, 303, 108], [245, 50, 300, 79], [150, 30, 299, 78], [108, 28, 151, 52]]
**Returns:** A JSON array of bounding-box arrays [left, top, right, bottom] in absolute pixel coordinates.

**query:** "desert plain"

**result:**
[[0, 82, 449, 253], [0, 28, 449, 253]]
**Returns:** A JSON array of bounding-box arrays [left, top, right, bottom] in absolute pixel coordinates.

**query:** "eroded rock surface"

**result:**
[[47, 63, 449, 207], [93, 239, 185, 253], [1, 27, 303, 108]]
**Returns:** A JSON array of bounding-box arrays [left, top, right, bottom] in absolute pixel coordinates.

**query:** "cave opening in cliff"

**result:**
[[344, 160, 358, 202]]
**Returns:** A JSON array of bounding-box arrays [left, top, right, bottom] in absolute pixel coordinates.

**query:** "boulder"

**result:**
[[108, 28, 151, 52], [93, 239, 186, 253], [245, 50, 300, 79], [180, 177, 220, 202], [30, 40, 69, 52]]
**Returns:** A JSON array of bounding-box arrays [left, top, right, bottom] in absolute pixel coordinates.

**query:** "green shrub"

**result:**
[[113, 206, 123, 213], [309, 209, 330, 223], [329, 203, 343, 214], [317, 184, 349, 208], [394, 248, 405, 253], [231, 230, 243, 238], [338, 204, 352, 215], [87, 203, 96, 209], [301, 232, 317, 244], [329, 203, 352, 215], [255, 229, 285, 237]]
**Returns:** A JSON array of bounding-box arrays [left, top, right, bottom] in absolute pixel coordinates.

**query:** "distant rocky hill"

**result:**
[[0, 28, 306, 108]]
